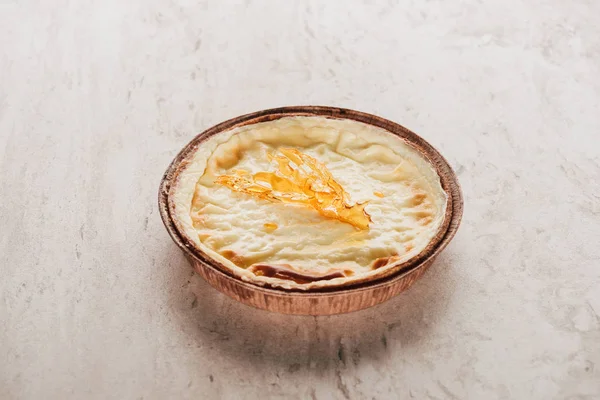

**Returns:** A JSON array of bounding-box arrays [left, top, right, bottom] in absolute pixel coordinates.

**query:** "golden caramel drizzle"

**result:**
[[263, 222, 278, 231], [215, 148, 372, 230], [373, 191, 385, 198]]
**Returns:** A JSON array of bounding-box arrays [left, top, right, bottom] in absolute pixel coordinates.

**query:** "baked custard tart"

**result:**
[[170, 116, 449, 290]]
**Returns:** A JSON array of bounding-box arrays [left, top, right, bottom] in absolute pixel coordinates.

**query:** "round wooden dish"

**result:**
[[159, 106, 463, 315]]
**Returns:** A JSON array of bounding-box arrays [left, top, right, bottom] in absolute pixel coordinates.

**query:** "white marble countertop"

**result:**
[[1, 1, 599, 399]]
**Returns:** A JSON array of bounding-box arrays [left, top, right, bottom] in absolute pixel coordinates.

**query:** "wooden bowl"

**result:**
[[158, 106, 463, 315]]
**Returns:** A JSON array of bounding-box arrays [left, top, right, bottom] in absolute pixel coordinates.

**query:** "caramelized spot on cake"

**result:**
[[198, 233, 211, 241], [408, 187, 435, 226], [249, 263, 349, 284], [191, 215, 205, 229], [219, 250, 248, 267], [405, 243, 414, 252], [215, 144, 243, 169], [190, 193, 206, 228], [263, 222, 278, 232], [371, 258, 389, 270], [371, 254, 400, 270], [215, 148, 372, 230], [411, 192, 427, 206], [414, 210, 432, 219], [419, 217, 433, 225], [374, 191, 385, 198]]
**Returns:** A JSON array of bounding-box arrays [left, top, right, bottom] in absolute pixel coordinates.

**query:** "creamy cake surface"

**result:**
[[170, 116, 448, 290]]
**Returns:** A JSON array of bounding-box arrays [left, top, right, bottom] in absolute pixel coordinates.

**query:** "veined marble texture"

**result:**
[[1, 0, 599, 399]]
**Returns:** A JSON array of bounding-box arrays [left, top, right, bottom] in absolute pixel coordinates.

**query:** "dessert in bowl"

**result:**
[[159, 107, 462, 314]]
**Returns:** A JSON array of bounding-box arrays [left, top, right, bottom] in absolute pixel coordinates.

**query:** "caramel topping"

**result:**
[[232, 169, 250, 176], [263, 222, 278, 231], [374, 191, 385, 198], [249, 263, 348, 284], [215, 148, 372, 230]]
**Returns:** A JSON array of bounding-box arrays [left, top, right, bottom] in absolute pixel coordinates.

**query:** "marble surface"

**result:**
[[1, 0, 600, 399]]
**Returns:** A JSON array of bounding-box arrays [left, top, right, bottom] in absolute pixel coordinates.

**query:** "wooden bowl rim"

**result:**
[[158, 106, 463, 295]]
